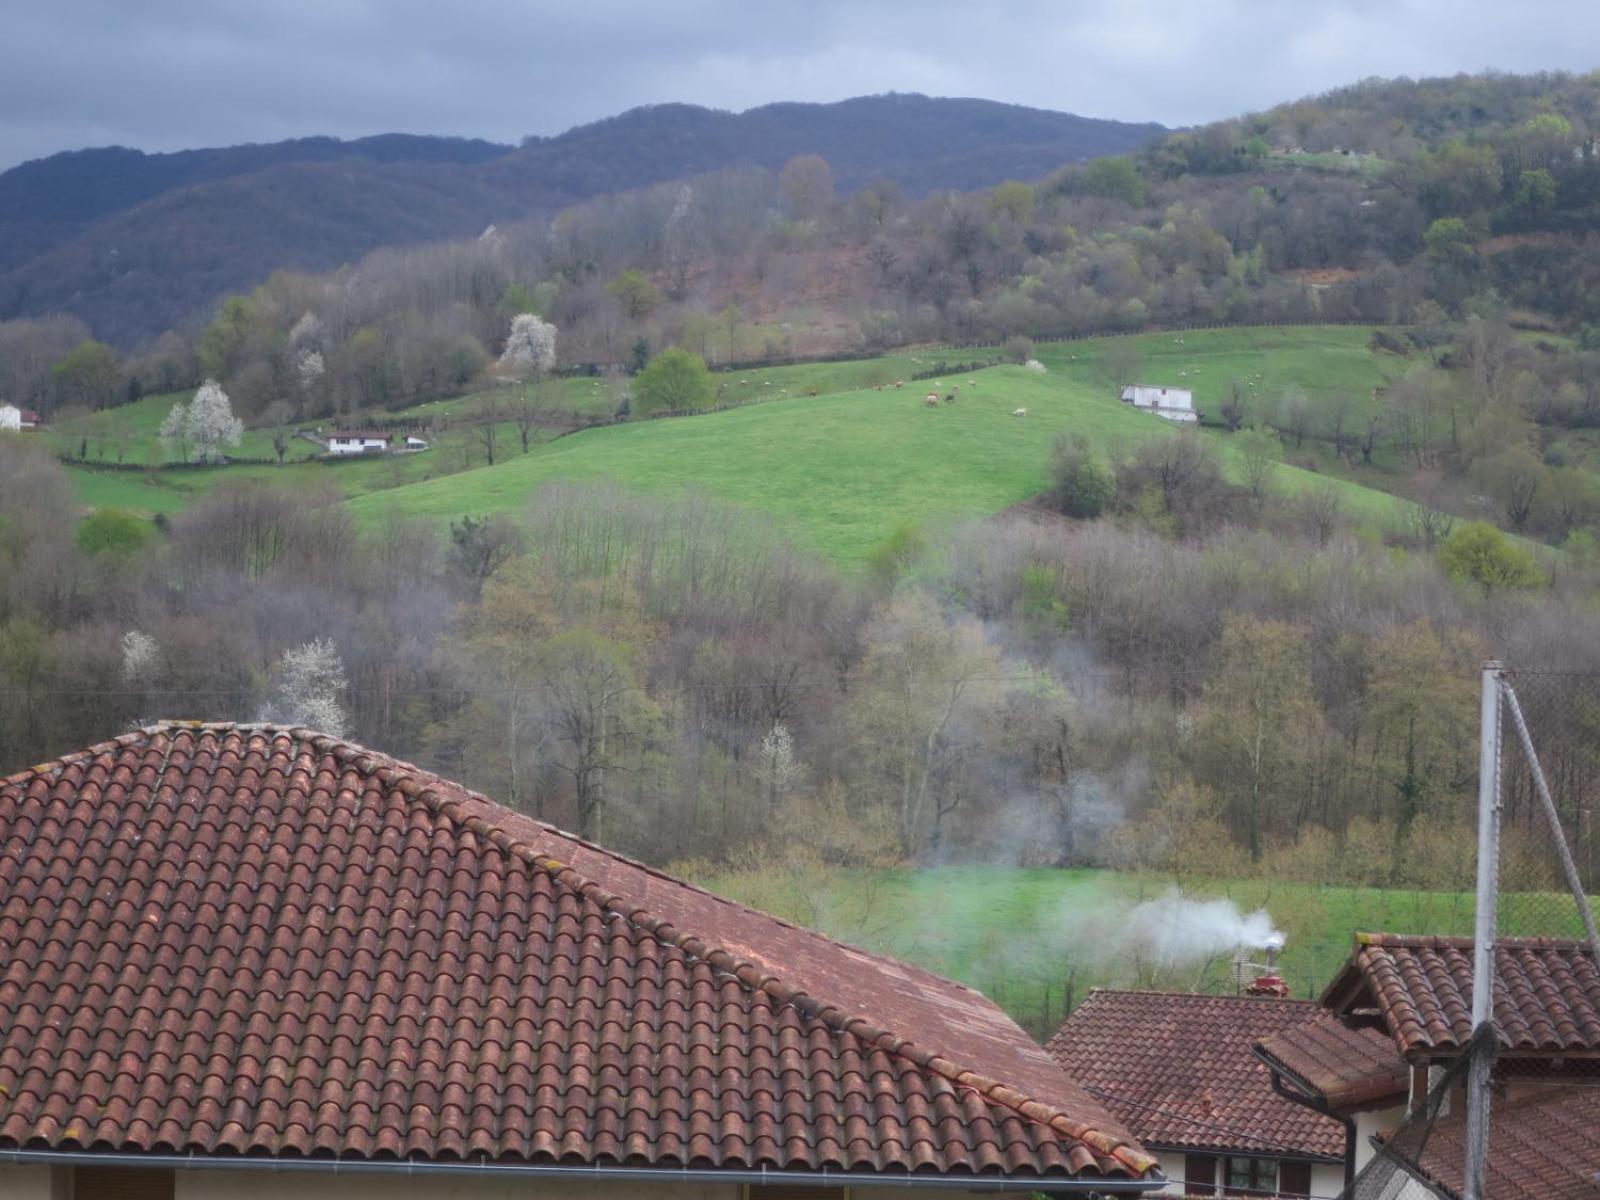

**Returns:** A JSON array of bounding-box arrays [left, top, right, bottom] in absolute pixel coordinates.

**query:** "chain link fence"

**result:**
[[1337, 666, 1600, 1200]]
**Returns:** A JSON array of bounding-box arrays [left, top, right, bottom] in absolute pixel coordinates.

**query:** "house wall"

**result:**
[[1353, 1103, 1406, 1174], [1146, 1151, 1339, 1197], [1310, 1163, 1344, 1198], [327, 439, 387, 455], [1121, 386, 1194, 411], [164, 1173, 995, 1200]]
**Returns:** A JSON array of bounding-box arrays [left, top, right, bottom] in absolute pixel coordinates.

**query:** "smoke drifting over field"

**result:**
[[1124, 890, 1284, 966]]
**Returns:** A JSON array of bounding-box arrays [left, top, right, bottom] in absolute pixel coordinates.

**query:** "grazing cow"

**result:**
[[894, 381, 905, 389], [925, 392, 940, 404], [943, 392, 956, 404], [1012, 407, 1027, 417]]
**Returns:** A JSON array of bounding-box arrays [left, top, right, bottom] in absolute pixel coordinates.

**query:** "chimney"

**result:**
[[1244, 937, 1290, 998]]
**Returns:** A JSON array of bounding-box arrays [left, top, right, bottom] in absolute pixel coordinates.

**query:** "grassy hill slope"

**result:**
[[346, 340, 1411, 563]]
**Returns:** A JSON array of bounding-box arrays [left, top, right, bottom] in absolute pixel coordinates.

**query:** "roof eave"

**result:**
[[0, 1150, 1168, 1192]]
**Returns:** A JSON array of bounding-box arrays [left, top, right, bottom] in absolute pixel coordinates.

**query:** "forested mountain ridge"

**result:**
[[0, 95, 1163, 344], [0, 134, 515, 273]]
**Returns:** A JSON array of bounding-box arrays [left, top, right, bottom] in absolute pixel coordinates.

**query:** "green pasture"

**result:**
[[690, 864, 1591, 1038], [348, 355, 1413, 562]]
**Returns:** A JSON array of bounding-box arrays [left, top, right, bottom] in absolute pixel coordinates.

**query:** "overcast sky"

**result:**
[[2, 0, 1598, 171]]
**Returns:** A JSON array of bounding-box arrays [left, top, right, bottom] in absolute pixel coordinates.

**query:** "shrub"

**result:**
[[633, 348, 715, 415], [76, 508, 151, 556], [1049, 433, 1116, 518], [1437, 521, 1545, 592]]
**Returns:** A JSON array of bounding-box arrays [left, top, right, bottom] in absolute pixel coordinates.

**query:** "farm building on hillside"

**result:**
[[1120, 384, 1198, 423], [1254, 933, 1600, 1200], [0, 722, 1163, 1200], [1047, 990, 1359, 1199], [0, 405, 41, 431], [326, 430, 393, 454]]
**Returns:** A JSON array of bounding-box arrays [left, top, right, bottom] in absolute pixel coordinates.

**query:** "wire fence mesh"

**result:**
[[1497, 669, 1600, 944], [1335, 668, 1600, 1200]]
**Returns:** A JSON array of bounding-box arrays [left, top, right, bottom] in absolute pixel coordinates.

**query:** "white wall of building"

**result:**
[[327, 437, 389, 455], [1353, 1103, 1406, 1175], [1310, 1162, 1345, 1199], [0, 404, 21, 431], [1119, 386, 1197, 423], [1145, 1150, 1341, 1197]]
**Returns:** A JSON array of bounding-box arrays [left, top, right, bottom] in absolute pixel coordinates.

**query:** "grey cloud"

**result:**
[[1, 0, 1597, 169]]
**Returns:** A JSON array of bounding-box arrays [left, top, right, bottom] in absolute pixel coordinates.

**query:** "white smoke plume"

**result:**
[[1123, 888, 1284, 968]]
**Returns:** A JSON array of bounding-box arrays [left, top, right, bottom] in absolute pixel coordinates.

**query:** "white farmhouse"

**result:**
[[326, 430, 392, 455], [0, 404, 19, 432], [1121, 383, 1199, 423]]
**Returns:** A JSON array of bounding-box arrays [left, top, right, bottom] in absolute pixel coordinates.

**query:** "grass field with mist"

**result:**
[[691, 864, 1589, 1037]]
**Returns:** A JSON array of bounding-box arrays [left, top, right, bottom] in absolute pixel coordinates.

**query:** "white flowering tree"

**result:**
[[498, 313, 557, 375], [121, 631, 160, 683], [120, 629, 161, 729], [158, 400, 190, 463], [295, 348, 325, 394], [755, 721, 805, 809], [258, 638, 349, 736], [187, 380, 244, 463], [288, 311, 323, 349]]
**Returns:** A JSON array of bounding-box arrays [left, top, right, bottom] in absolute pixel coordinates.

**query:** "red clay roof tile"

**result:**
[[0, 723, 1155, 1180], [1393, 1085, 1600, 1200], [1323, 934, 1600, 1058], [1253, 1017, 1408, 1111], [1046, 990, 1348, 1159]]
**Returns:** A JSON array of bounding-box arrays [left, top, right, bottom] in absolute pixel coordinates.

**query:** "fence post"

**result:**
[[1463, 660, 1502, 1200]]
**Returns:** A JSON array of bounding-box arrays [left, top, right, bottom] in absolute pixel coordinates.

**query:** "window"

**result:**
[[1224, 1157, 1279, 1197], [746, 1187, 848, 1200], [1279, 1161, 1312, 1198], [71, 1167, 175, 1200], [1184, 1153, 1218, 1196]]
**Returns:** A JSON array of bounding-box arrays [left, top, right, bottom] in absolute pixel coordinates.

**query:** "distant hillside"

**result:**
[[0, 134, 514, 274], [0, 95, 1163, 345]]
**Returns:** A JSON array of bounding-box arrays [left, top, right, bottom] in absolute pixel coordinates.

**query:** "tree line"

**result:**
[[4, 433, 1596, 889]]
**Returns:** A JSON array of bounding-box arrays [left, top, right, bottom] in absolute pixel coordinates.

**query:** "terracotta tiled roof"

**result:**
[[1392, 1085, 1600, 1200], [0, 723, 1156, 1179], [1323, 934, 1600, 1059], [1045, 990, 1346, 1159], [1253, 1016, 1408, 1111]]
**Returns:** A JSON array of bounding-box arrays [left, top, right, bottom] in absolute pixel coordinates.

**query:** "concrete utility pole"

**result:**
[[1463, 661, 1502, 1200]]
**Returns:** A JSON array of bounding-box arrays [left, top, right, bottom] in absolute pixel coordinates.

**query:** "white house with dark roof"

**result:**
[[1120, 384, 1198, 423]]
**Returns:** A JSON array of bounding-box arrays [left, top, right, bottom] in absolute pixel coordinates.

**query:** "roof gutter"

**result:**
[[1252, 1046, 1357, 1192], [0, 1149, 1166, 1193]]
